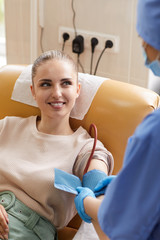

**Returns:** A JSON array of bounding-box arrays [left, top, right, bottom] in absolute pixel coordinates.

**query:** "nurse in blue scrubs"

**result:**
[[74, 0, 160, 239]]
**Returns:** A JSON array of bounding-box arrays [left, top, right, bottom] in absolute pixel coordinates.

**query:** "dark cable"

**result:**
[[72, 35, 85, 73], [94, 40, 113, 75], [90, 37, 98, 74], [90, 52, 94, 75], [62, 42, 65, 52], [77, 54, 85, 73], [71, 0, 77, 37], [76, 55, 79, 71], [71, 1, 85, 72], [62, 32, 70, 52], [93, 48, 105, 75]]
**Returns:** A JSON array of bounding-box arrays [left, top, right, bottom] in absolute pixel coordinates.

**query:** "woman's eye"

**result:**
[[40, 82, 51, 87], [63, 81, 72, 86]]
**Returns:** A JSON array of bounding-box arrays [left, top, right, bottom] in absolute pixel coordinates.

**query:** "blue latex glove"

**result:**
[[94, 175, 117, 196], [74, 186, 96, 223]]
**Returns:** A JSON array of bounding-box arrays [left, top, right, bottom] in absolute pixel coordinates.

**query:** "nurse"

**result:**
[[74, 0, 160, 239]]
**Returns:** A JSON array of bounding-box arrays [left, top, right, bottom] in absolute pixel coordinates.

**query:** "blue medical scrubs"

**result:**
[[98, 108, 160, 240]]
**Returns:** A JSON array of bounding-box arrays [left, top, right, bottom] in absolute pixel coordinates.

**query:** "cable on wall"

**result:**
[[77, 54, 85, 73], [71, 0, 77, 37], [71, 1, 85, 73], [94, 40, 113, 75], [40, 27, 44, 53], [90, 37, 98, 74], [39, 0, 44, 53], [62, 32, 70, 52], [72, 35, 85, 73]]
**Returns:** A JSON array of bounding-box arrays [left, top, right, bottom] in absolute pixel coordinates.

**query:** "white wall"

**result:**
[[5, 0, 149, 88]]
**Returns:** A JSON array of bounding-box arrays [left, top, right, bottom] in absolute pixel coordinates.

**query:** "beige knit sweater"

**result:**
[[0, 116, 113, 229]]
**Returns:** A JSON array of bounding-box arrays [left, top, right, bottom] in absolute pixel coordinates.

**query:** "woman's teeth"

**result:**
[[50, 102, 64, 106]]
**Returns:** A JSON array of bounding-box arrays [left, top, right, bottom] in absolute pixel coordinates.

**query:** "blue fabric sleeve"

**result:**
[[98, 110, 160, 240]]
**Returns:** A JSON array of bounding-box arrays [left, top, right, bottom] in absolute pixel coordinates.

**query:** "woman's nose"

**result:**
[[51, 85, 62, 98]]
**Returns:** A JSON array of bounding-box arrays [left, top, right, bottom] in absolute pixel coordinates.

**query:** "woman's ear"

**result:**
[[30, 85, 36, 100], [76, 83, 81, 98]]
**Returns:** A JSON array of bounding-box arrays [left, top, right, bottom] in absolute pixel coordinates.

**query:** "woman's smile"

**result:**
[[49, 101, 66, 110]]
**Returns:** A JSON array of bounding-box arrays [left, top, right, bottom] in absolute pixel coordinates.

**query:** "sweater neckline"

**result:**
[[31, 116, 84, 138]]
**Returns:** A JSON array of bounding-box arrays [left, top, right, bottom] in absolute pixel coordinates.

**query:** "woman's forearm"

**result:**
[[84, 196, 110, 240], [84, 196, 101, 221]]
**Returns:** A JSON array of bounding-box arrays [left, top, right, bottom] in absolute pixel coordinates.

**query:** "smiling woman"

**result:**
[[0, 50, 114, 240]]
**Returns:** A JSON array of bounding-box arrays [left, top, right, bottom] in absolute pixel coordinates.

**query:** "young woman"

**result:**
[[0, 50, 113, 239]]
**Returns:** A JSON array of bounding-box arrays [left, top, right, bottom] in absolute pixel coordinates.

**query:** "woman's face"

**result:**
[[31, 59, 80, 121]]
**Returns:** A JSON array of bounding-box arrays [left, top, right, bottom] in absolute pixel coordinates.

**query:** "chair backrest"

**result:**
[[0, 64, 159, 174]]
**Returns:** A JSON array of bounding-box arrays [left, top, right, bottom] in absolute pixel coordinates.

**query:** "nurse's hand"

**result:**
[[94, 175, 117, 196], [0, 204, 9, 240], [74, 187, 96, 223]]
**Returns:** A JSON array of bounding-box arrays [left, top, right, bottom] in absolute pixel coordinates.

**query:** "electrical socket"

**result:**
[[58, 26, 120, 53]]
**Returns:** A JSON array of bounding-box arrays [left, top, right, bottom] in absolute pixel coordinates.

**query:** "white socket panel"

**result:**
[[58, 26, 120, 53]]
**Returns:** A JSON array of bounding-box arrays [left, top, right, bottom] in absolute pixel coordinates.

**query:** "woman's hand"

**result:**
[[0, 205, 9, 240]]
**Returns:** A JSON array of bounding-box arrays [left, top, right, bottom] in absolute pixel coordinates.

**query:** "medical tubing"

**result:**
[[83, 123, 98, 175]]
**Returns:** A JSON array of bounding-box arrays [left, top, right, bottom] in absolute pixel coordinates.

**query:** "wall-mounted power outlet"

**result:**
[[58, 26, 120, 53]]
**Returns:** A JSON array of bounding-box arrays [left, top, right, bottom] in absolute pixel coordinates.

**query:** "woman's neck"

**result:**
[[36, 116, 73, 135]]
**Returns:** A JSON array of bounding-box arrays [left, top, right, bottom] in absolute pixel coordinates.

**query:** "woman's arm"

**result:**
[[84, 195, 110, 240], [75, 158, 111, 240], [75, 186, 109, 239], [87, 158, 109, 173]]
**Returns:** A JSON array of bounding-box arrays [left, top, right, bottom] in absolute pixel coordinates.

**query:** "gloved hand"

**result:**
[[94, 175, 117, 196], [74, 187, 96, 223]]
